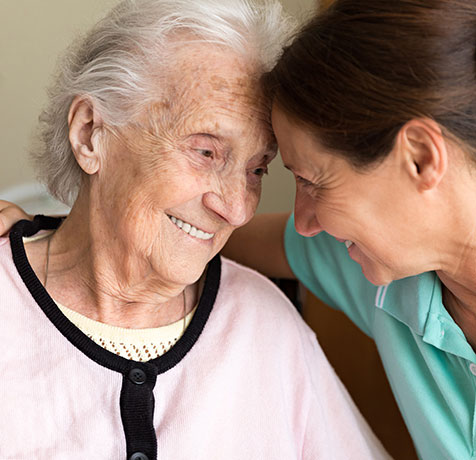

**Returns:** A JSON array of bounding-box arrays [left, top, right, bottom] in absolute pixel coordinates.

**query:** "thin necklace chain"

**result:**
[[44, 232, 187, 338]]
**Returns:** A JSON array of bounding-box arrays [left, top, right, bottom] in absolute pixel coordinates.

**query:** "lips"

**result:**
[[168, 215, 215, 241]]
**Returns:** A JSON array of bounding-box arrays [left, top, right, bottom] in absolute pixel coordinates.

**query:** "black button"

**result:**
[[129, 453, 149, 460], [128, 368, 147, 385]]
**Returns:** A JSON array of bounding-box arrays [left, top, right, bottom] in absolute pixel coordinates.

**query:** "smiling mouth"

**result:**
[[167, 215, 215, 241]]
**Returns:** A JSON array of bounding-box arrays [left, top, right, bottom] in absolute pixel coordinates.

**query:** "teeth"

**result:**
[[344, 240, 353, 249], [168, 215, 214, 240]]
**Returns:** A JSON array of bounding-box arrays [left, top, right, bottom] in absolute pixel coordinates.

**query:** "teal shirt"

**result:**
[[285, 215, 476, 460]]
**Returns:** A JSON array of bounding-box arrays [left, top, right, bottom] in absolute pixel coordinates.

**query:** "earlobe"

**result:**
[[68, 96, 103, 175], [399, 119, 448, 192]]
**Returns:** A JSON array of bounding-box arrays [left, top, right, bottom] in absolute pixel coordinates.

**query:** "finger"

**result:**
[[0, 203, 32, 235]]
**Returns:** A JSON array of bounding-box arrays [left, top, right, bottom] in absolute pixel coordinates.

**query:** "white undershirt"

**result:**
[[24, 232, 197, 361], [57, 301, 196, 361]]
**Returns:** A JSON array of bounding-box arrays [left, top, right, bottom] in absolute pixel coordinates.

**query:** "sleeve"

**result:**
[[300, 329, 392, 460], [284, 214, 378, 338]]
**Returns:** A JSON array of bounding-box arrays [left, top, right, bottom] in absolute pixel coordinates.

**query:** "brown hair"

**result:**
[[264, 0, 476, 168]]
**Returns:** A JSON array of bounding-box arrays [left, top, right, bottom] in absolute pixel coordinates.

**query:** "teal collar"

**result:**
[[376, 272, 476, 362]]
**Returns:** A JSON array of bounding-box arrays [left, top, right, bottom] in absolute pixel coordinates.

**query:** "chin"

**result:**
[[360, 265, 395, 287], [173, 261, 209, 285]]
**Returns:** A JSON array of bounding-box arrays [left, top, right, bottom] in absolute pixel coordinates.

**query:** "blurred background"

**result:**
[[0, 0, 318, 214]]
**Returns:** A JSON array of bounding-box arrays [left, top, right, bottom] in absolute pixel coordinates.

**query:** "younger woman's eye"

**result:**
[[296, 175, 312, 186]]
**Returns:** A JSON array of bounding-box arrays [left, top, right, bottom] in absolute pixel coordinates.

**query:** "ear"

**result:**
[[396, 118, 448, 192], [68, 96, 104, 175]]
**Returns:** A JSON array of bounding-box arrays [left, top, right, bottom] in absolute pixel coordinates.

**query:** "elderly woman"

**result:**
[[0, 0, 392, 459]]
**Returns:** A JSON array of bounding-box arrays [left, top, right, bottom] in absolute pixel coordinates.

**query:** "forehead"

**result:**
[[271, 105, 321, 169], [160, 43, 272, 137], [272, 104, 359, 181], [272, 105, 394, 193], [169, 43, 260, 97]]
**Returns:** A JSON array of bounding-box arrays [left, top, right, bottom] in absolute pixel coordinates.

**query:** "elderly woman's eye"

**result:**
[[196, 149, 214, 158], [252, 167, 268, 177]]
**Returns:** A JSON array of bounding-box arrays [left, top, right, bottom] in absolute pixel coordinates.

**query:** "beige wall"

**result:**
[[0, 0, 316, 213]]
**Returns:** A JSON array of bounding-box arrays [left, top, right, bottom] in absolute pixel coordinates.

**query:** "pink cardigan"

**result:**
[[0, 218, 390, 460]]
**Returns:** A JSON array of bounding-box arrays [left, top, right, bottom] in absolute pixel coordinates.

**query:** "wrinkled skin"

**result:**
[[272, 105, 461, 287], [23, 44, 276, 328]]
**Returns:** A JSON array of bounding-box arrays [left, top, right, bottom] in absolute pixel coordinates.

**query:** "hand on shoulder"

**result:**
[[0, 200, 31, 235]]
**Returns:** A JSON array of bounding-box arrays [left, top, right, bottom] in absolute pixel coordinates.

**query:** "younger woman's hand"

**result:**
[[0, 200, 31, 235]]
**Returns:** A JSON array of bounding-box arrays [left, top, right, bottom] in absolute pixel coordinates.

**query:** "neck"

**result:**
[[437, 232, 476, 351], [27, 190, 200, 329], [440, 277, 476, 351], [426, 162, 476, 349]]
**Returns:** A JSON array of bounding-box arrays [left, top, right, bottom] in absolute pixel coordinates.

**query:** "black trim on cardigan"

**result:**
[[9, 215, 221, 460]]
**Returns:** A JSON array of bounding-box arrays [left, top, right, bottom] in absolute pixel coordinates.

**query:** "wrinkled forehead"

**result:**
[[169, 43, 262, 94], [160, 43, 272, 135]]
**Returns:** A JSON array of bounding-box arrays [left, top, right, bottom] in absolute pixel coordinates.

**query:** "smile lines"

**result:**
[[168, 215, 215, 240]]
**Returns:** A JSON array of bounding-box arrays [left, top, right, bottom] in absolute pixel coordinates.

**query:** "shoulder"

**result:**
[[0, 235, 26, 296], [220, 256, 299, 307], [218, 256, 316, 343], [0, 235, 10, 249], [0, 236, 12, 267]]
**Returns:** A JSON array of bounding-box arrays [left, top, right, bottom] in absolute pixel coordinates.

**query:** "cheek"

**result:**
[[120, 194, 158, 244], [107, 175, 170, 236], [355, 226, 408, 276], [294, 188, 314, 214], [244, 187, 260, 223], [146, 165, 205, 211], [323, 192, 372, 233]]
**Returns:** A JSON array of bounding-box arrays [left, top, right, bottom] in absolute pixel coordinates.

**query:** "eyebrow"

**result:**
[[256, 140, 279, 162], [195, 132, 218, 137], [263, 146, 278, 161], [282, 164, 317, 184], [194, 131, 277, 154], [192, 132, 223, 142]]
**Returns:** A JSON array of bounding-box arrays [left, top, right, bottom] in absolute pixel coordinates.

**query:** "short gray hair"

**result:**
[[34, 0, 294, 205]]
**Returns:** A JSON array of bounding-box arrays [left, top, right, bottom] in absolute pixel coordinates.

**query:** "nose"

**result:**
[[203, 177, 253, 227], [294, 189, 322, 237]]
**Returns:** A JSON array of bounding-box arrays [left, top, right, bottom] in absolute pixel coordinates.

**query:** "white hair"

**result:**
[[34, 0, 294, 205]]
